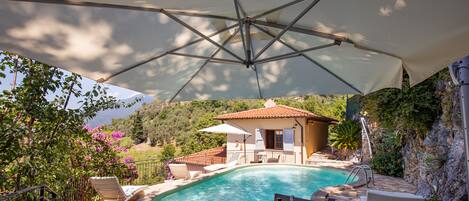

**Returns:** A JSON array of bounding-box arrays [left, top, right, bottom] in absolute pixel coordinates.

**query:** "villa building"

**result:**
[[215, 100, 337, 165]]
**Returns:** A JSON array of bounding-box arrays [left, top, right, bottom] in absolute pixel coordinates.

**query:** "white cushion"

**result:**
[[188, 171, 201, 179], [204, 164, 227, 172], [367, 190, 425, 201], [121, 186, 146, 197]]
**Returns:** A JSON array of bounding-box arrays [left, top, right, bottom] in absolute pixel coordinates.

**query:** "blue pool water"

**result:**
[[155, 165, 353, 201]]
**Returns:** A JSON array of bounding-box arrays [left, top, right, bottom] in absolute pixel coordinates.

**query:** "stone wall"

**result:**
[[402, 81, 467, 201]]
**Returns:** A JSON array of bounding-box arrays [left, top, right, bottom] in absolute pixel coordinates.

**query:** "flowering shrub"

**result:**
[[71, 126, 138, 182]]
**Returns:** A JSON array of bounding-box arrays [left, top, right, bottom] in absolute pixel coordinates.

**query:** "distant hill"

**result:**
[[86, 94, 153, 127]]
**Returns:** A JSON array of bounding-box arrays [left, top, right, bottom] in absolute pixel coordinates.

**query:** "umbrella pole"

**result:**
[[243, 135, 247, 164], [455, 56, 469, 195]]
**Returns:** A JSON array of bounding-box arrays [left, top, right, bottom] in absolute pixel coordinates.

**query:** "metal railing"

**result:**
[[129, 160, 165, 185], [227, 149, 297, 164], [345, 165, 374, 187], [0, 185, 57, 201]]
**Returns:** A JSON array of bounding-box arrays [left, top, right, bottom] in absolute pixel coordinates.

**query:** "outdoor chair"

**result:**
[[267, 155, 281, 163], [168, 163, 201, 180], [359, 189, 425, 201], [89, 176, 147, 201], [203, 152, 240, 172]]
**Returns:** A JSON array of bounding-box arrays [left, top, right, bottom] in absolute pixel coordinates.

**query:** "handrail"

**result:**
[[1, 185, 57, 201], [345, 165, 375, 187]]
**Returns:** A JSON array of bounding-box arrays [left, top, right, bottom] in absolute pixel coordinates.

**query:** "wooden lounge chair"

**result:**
[[359, 189, 425, 201], [204, 152, 240, 172], [267, 155, 281, 163], [168, 163, 201, 180], [89, 176, 146, 201]]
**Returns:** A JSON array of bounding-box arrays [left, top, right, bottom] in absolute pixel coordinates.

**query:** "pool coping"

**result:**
[[149, 163, 362, 200]]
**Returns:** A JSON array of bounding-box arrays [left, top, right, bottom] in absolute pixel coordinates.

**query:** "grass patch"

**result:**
[[120, 143, 161, 161]]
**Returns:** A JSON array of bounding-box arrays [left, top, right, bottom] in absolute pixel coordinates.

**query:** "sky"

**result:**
[[0, 55, 142, 109]]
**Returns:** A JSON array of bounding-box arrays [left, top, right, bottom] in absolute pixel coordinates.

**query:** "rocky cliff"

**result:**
[[402, 80, 467, 201]]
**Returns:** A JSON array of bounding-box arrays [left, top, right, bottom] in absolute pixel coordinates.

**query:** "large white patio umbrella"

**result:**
[[1, 1, 468, 101], [199, 123, 251, 163], [1, 0, 469, 193]]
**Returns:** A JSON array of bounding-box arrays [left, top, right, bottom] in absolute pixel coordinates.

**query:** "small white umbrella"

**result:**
[[199, 123, 251, 163]]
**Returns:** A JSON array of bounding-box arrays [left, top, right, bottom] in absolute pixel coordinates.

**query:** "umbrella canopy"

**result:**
[[199, 123, 250, 135], [1, 0, 468, 101]]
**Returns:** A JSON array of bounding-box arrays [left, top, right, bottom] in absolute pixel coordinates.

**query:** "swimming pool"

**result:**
[[154, 165, 354, 201]]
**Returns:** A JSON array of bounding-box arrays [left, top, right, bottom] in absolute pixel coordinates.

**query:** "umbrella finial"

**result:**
[[264, 99, 276, 108]]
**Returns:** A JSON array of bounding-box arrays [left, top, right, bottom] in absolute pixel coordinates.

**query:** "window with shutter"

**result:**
[[265, 129, 283, 150]]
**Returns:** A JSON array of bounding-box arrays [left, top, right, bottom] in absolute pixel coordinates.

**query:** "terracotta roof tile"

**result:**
[[214, 105, 337, 122], [173, 147, 226, 166]]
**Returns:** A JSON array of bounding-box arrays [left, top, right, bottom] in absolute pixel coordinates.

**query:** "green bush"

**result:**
[[119, 137, 134, 149], [360, 72, 443, 137], [370, 131, 404, 177], [329, 120, 361, 158], [159, 144, 176, 162], [370, 151, 403, 177]]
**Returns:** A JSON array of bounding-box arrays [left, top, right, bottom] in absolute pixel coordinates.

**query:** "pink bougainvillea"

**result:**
[[111, 131, 124, 140], [77, 126, 137, 182], [124, 156, 134, 164]]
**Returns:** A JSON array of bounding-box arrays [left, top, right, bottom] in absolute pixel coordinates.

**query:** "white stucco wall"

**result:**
[[224, 118, 307, 164]]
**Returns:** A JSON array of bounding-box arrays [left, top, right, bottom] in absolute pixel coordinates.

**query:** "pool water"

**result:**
[[155, 165, 353, 201]]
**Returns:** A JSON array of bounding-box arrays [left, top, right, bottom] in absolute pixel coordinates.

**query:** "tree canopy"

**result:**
[[0, 52, 135, 198]]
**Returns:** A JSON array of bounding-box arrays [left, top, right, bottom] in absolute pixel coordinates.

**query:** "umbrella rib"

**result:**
[[98, 24, 238, 82], [253, 24, 363, 94], [169, 29, 240, 102], [251, 0, 305, 19], [161, 9, 245, 62], [254, 42, 339, 65], [234, 0, 247, 18], [353, 44, 402, 60], [234, 3, 261, 97], [253, 0, 321, 60], [14, 0, 237, 21], [254, 65, 263, 99], [252, 20, 350, 43], [234, 0, 248, 62], [249, 33, 263, 99], [168, 52, 243, 65], [252, 20, 401, 60], [234, 0, 252, 67], [245, 19, 253, 67]]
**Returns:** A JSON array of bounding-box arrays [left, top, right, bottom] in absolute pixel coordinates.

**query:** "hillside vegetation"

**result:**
[[106, 96, 347, 157]]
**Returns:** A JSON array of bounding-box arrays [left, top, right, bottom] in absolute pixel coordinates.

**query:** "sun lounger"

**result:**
[[168, 163, 201, 180], [203, 152, 240, 172], [89, 176, 146, 201], [359, 189, 425, 201]]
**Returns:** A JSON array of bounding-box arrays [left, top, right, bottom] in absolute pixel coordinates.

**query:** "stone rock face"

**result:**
[[402, 82, 467, 201]]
